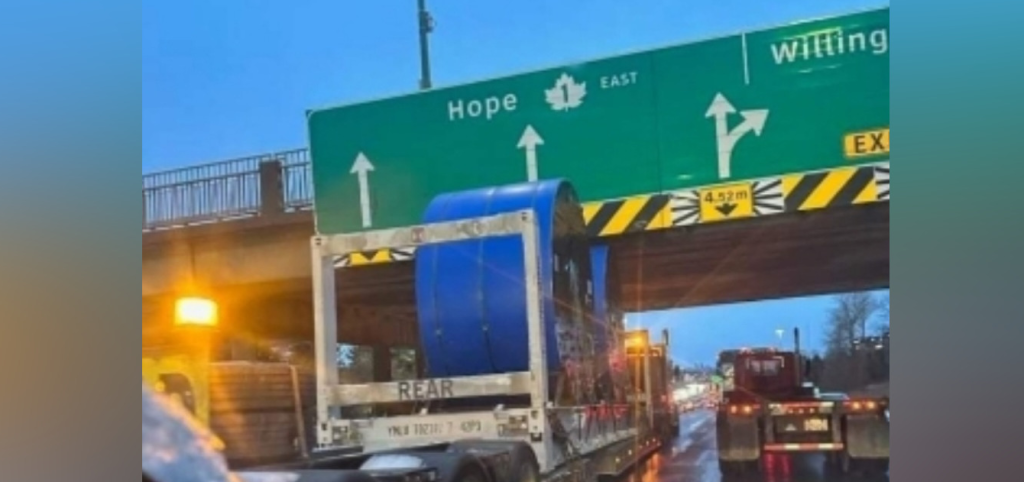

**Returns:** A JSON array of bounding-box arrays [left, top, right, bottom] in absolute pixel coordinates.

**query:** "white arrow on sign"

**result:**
[[350, 152, 375, 228], [517, 124, 544, 181], [705, 93, 769, 179]]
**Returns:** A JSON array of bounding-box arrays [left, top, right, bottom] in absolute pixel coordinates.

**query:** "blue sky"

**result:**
[[628, 292, 889, 367], [143, 0, 889, 365]]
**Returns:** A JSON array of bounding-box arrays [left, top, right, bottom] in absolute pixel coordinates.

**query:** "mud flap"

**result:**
[[716, 416, 760, 462], [845, 413, 889, 459], [592, 435, 661, 480]]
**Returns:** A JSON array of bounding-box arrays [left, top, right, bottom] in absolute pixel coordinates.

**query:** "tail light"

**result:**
[[844, 399, 887, 412], [727, 404, 759, 416], [767, 402, 834, 416]]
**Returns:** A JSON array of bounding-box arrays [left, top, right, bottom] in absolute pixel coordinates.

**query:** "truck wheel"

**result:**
[[718, 458, 759, 476], [517, 459, 540, 482], [840, 454, 888, 476], [447, 440, 539, 482], [824, 452, 843, 474], [840, 451, 853, 474], [718, 459, 742, 476], [862, 458, 889, 476], [451, 465, 488, 482], [502, 444, 539, 482], [409, 451, 489, 482], [717, 458, 734, 475]]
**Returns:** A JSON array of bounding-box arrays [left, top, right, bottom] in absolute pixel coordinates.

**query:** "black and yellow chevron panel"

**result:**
[[669, 178, 785, 226], [582, 194, 671, 237], [333, 247, 416, 268], [782, 164, 884, 212], [332, 162, 890, 267], [875, 163, 889, 201]]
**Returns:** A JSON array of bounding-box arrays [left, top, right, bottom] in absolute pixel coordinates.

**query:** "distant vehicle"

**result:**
[[625, 328, 681, 438], [714, 329, 889, 477]]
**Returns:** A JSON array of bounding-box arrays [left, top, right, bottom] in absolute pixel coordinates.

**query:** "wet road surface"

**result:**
[[626, 410, 889, 482]]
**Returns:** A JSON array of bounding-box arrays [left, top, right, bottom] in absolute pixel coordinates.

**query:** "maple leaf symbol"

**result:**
[[545, 73, 586, 111]]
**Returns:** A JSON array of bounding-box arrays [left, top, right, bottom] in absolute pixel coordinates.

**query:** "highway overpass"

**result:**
[[143, 8, 889, 354], [143, 148, 889, 350]]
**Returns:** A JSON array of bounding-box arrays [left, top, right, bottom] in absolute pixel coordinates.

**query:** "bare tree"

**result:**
[[821, 292, 880, 391], [825, 292, 879, 355], [876, 293, 890, 334]]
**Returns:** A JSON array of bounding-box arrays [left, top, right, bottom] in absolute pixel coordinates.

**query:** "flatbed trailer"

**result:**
[[237, 207, 669, 482]]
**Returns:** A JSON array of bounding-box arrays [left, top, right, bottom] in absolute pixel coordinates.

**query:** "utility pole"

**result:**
[[417, 0, 434, 90]]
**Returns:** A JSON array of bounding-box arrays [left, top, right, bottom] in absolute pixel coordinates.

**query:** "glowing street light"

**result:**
[[174, 297, 218, 327]]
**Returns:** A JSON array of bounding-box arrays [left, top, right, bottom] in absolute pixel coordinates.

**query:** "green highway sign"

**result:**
[[309, 8, 889, 234]]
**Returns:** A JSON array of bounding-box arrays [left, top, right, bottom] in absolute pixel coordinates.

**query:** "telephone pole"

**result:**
[[417, 0, 434, 90]]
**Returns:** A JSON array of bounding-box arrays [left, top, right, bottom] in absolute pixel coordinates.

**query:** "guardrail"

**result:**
[[142, 148, 312, 231]]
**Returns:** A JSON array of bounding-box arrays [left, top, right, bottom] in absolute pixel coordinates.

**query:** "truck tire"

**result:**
[[839, 451, 853, 474], [452, 466, 488, 482], [856, 458, 889, 477], [718, 458, 758, 476], [839, 451, 887, 476], [869, 459, 890, 475], [448, 440, 540, 482], [717, 459, 734, 475], [284, 470, 378, 482], [410, 451, 490, 482], [718, 459, 738, 476], [824, 452, 844, 474]]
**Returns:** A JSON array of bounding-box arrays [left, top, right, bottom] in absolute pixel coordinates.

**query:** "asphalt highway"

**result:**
[[626, 410, 889, 482]]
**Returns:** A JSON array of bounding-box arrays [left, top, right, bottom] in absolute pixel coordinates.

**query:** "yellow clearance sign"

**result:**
[[844, 128, 890, 159], [699, 183, 754, 223]]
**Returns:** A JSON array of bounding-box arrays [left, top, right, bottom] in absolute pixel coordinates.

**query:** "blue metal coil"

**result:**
[[591, 243, 629, 404], [589, 244, 615, 358], [415, 179, 594, 379]]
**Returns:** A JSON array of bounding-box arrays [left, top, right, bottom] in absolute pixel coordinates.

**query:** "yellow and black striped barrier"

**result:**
[[333, 247, 416, 268], [581, 194, 671, 238], [782, 164, 882, 212], [334, 161, 889, 266]]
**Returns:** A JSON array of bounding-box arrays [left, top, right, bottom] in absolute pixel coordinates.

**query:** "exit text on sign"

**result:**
[[845, 128, 890, 158]]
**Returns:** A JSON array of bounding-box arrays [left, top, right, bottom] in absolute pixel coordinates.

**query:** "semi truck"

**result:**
[[144, 180, 676, 482], [143, 316, 317, 467], [714, 329, 890, 477], [624, 329, 680, 438]]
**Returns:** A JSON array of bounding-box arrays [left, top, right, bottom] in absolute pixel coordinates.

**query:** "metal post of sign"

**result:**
[[416, 0, 434, 90]]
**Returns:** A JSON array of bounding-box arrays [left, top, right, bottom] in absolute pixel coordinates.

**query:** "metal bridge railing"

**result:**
[[143, 148, 312, 231]]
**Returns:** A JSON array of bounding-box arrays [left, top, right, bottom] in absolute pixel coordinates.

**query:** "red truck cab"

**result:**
[[715, 330, 889, 477]]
